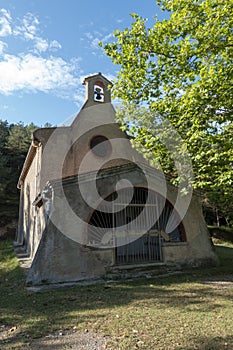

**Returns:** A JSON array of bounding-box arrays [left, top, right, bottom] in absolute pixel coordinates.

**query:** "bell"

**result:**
[[95, 87, 102, 100]]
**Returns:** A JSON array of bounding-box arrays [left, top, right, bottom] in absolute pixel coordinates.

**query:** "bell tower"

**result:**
[[82, 72, 113, 109]]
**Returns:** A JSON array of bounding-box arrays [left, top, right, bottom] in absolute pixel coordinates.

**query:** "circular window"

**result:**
[[90, 135, 112, 158]]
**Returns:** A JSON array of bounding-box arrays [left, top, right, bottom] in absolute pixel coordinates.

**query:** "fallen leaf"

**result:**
[[9, 326, 17, 332]]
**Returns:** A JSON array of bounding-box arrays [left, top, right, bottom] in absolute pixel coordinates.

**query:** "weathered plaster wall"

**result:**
[[27, 163, 218, 285], [27, 222, 113, 285], [36, 103, 143, 190], [17, 146, 46, 259], [22, 150, 37, 256], [165, 193, 218, 266]]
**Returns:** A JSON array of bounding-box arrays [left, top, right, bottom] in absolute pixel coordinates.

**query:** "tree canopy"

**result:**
[[102, 0, 233, 225], [0, 120, 37, 225]]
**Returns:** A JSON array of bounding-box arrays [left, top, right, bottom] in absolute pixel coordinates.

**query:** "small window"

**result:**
[[90, 135, 112, 158]]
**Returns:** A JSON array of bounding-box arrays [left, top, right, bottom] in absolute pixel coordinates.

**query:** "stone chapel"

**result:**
[[15, 73, 218, 285]]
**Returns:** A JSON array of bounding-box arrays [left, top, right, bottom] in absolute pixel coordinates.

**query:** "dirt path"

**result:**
[[1, 328, 110, 349], [22, 331, 110, 349], [201, 274, 233, 288]]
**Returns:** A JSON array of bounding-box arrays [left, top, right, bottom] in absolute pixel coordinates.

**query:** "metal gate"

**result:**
[[115, 230, 162, 264], [88, 187, 185, 264]]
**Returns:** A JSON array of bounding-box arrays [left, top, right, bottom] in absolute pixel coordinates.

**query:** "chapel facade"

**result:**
[[16, 73, 218, 285]]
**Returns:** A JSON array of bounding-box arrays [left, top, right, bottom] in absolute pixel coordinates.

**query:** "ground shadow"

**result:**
[[0, 241, 233, 349]]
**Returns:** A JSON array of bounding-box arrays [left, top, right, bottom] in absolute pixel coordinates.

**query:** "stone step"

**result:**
[[106, 262, 182, 280]]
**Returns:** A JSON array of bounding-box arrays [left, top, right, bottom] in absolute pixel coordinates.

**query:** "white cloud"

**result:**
[[104, 73, 116, 83], [84, 32, 93, 40], [0, 9, 79, 98], [34, 37, 49, 53], [0, 40, 7, 54], [0, 53, 80, 95], [50, 40, 62, 50], [0, 9, 11, 20], [0, 9, 82, 103], [13, 12, 62, 54], [91, 38, 100, 49], [101, 33, 113, 43], [73, 89, 86, 105], [84, 31, 113, 51], [14, 12, 39, 40], [33, 37, 62, 54], [0, 9, 12, 37]]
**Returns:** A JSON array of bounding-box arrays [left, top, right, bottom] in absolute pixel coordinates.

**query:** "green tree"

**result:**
[[0, 120, 10, 150], [6, 122, 37, 213], [0, 120, 38, 224], [6, 122, 36, 154], [0, 121, 11, 222], [102, 0, 233, 225]]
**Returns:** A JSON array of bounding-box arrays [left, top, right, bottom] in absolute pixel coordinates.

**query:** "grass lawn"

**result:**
[[0, 238, 233, 349]]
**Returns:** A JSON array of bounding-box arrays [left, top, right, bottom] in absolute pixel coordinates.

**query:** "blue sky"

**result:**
[[0, 0, 167, 126]]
